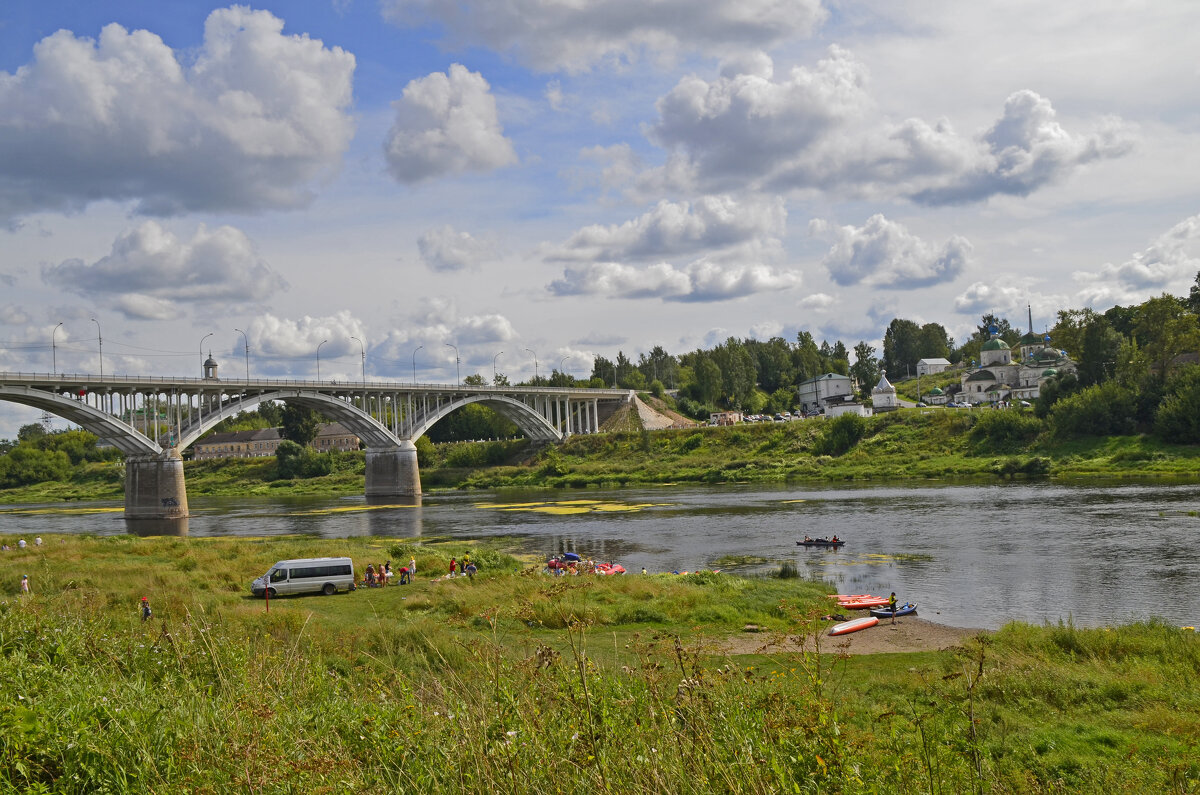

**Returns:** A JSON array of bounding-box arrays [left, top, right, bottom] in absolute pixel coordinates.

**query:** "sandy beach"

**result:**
[[718, 617, 987, 656]]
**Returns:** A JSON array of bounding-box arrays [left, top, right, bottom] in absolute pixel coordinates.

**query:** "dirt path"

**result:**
[[633, 396, 676, 430], [717, 617, 987, 656]]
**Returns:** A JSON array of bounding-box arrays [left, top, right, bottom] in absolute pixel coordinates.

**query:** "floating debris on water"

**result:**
[[480, 500, 673, 515]]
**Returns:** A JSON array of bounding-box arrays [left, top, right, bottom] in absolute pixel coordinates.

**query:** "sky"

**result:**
[[2, 0, 1199, 438]]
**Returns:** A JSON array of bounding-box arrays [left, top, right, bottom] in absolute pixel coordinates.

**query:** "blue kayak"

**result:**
[[869, 602, 917, 619]]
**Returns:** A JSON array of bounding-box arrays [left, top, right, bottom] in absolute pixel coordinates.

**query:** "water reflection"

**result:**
[[125, 517, 189, 537]]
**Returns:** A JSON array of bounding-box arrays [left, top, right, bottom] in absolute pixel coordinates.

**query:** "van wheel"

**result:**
[[322, 583, 336, 595], [267, 588, 277, 598]]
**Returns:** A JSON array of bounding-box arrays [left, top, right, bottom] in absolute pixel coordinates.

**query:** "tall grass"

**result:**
[[2, 535, 1198, 792]]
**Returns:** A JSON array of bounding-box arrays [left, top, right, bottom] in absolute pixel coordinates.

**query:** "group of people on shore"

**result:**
[[364, 557, 417, 587], [448, 554, 477, 579], [1, 537, 42, 551]]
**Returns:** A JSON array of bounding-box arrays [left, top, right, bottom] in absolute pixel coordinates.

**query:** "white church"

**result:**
[[960, 321, 1076, 405]]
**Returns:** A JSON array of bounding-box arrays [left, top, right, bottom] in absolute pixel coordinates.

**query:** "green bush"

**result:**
[[969, 410, 1044, 450], [814, 413, 867, 456], [1154, 365, 1200, 443], [0, 446, 72, 487], [1048, 382, 1137, 439]]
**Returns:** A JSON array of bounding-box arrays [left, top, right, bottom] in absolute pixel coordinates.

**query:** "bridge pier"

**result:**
[[124, 449, 189, 520], [364, 441, 421, 503]]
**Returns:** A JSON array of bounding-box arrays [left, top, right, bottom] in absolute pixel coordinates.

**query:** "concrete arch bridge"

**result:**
[[0, 371, 631, 521]]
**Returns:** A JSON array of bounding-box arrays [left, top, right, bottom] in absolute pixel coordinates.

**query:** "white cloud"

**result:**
[[812, 214, 971, 289], [953, 282, 1064, 321], [379, 0, 826, 73], [417, 225, 491, 271], [798, 293, 835, 310], [0, 7, 355, 225], [41, 221, 288, 318], [546, 195, 785, 263], [383, 64, 517, 183], [648, 47, 870, 192], [548, 259, 802, 302], [248, 311, 365, 360], [644, 50, 1133, 203], [1074, 213, 1200, 307]]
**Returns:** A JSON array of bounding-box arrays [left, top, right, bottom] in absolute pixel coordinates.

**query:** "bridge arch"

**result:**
[[0, 385, 159, 456], [176, 390, 400, 451], [408, 394, 562, 443]]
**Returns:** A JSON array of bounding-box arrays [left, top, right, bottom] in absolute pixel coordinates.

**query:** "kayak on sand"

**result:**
[[829, 616, 878, 636]]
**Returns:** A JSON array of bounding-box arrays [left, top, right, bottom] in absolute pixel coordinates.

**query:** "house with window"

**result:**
[[193, 423, 360, 460], [797, 373, 854, 415], [916, 357, 952, 376]]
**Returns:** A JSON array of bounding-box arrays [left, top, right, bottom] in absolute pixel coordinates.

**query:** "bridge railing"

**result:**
[[0, 371, 632, 396]]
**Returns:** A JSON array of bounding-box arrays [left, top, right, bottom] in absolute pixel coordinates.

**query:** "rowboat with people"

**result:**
[[798, 536, 845, 547]]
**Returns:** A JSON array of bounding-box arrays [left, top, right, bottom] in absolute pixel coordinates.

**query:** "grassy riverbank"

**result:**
[[1, 534, 1197, 792], [3, 408, 1200, 505]]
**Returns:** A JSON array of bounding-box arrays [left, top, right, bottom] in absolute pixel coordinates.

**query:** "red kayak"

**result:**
[[837, 596, 890, 609], [595, 563, 626, 575], [829, 616, 878, 636]]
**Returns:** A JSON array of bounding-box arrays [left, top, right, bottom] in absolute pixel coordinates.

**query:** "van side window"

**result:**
[[269, 569, 287, 582]]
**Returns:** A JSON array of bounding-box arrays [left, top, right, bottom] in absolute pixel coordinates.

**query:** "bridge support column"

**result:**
[[365, 441, 421, 502], [125, 449, 189, 520]]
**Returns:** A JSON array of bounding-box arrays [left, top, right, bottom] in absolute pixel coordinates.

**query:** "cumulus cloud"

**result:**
[[649, 47, 870, 191], [798, 293, 835, 310], [379, 0, 826, 73], [0, 7, 355, 225], [383, 64, 517, 183], [952, 282, 1064, 321], [811, 214, 971, 289], [912, 91, 1134, 205], [548, 260, 802, 302], [42, 221, 288, 318], [1074, 213, 1200, 306], [546, 195, 786, 263], [644, 50, 1133, 203], [249, 311, 364, 358], [417, 225, 492, 271]]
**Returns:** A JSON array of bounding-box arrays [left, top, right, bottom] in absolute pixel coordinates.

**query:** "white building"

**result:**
[[917, 358, 952, 376], [872, 370, 900, 412], [960, 327, 1075, 405], [797, 373, 854, 415]]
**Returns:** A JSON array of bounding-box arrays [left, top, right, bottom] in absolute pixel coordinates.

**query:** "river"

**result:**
[[3, 481, 1199, 630]]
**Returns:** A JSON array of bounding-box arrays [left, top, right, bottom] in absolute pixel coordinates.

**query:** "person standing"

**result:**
[[140, 597, 152, 622], [20, 574, 30, 594], [17, 539, 26, 549], [409, 557, 416, 577], [449, 557, 457, 578], [888, 592, 898, 624]]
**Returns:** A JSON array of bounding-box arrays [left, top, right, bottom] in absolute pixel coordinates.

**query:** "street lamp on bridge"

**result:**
[[444, 343, 460, 386], [52, 322, 63, 375], [91, 317, 103, 379], [234, 328, 250, 380], [559, 355, 571, 375], [200, 332, 213, 377], [525, 348, 538, 383], [493, 351, 503, 384], [412, 345, 423, 384], [316, 339, 328, 381], [351, 336, 365, 384]]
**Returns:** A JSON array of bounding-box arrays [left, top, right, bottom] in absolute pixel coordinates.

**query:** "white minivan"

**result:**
[[250, 557, 355, 597]]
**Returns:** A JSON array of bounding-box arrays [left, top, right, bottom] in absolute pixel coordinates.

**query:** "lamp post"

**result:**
[[52, 322, 63, 375], [412, 345, 423, 384], [558, 356, 571, 384], [493, 351, 503, 385], [444, 343, 460, 386], [200, 332, 213, 377], [91, 317, 103, 378], [316, 339, 328, 381], [525, 348, 538, 383], [351, 336, 365, 383], [234, 328, 250, 380]]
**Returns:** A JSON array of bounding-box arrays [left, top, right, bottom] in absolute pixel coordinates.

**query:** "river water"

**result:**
[[2, 481, 1199, 630]]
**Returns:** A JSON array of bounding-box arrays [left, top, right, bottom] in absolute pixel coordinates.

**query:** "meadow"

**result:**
[[1, 534, 1197, 792], [6, 408, 1200, 507]]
